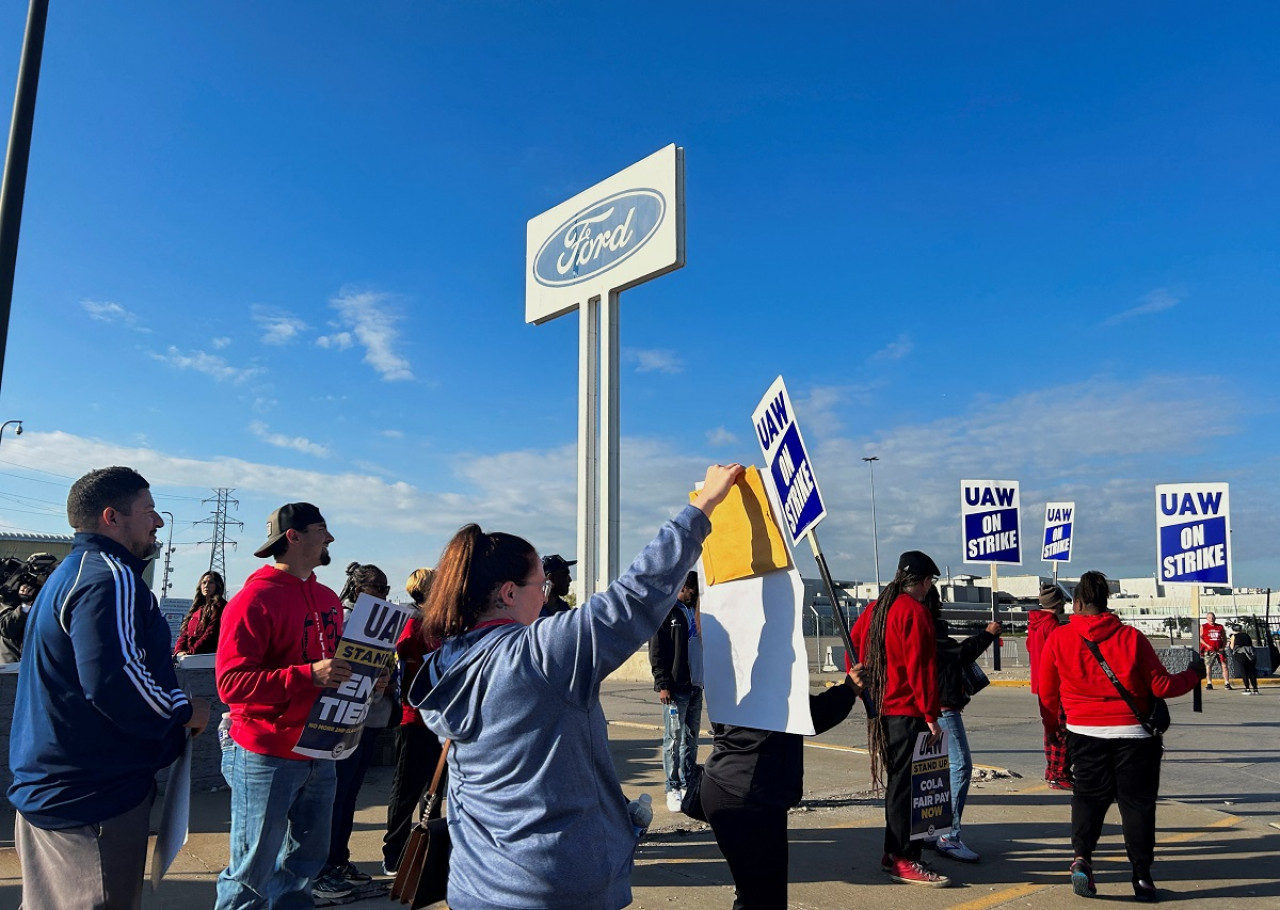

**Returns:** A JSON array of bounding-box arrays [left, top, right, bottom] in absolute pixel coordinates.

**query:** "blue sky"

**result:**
[[0, 2, 1276, 601]]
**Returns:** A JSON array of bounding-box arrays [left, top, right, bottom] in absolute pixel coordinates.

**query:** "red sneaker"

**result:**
[[887, 857, 952, 887]]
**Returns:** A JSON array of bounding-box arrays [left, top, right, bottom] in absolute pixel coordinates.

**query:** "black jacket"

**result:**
[[935, 616, 996, 711], [650, 604, 698, 693], [704, 682, 857, 809]]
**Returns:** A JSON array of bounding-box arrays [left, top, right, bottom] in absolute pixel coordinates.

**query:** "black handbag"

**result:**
[[680, 764, 708, 822], [961, 662, 990, 697], [390, 739, 452, 908], [1081, 639, 1170, 737]]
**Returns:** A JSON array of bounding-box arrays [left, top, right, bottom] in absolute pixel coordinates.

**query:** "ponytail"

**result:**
[[422, 524, 535, 643]]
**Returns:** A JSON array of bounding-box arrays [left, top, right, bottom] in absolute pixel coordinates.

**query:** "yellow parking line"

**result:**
[[944, 882, 1048, 909], [1158, 814, 1241, 844]]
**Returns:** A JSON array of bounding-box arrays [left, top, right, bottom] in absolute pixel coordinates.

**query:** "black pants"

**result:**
[[382, 723, 444, 869], [881, 714, 927, 861], [1067, 732, 1162, 880], [1237, 653, 1259, 691], [702, 773, 789, 910]]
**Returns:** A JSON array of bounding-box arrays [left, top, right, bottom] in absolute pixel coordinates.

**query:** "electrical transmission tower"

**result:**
[[196, 488, 244, 577]]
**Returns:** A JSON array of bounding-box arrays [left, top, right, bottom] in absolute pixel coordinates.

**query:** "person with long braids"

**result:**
[[314, 561, 395, 898], [850, 550, 951, 888], [174, 571, 227, 656], [409, 464, 742, 910]]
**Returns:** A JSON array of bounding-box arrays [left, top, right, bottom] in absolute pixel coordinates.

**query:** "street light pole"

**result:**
[[160, 511, 175, 598], [862, 456, 881, 592], [0, 418, 22, 446]]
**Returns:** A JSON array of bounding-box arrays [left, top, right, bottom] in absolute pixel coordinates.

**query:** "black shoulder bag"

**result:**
[[1081, 638, 1171, 737]]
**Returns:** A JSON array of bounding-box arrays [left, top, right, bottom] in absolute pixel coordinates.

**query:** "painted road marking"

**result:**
[[944, 883, 1049, 909]]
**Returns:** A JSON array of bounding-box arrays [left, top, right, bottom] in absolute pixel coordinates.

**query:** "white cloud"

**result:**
[[381, 429, 406, 439], [150, 346, 264, 383], [252, 306, 308, 345], [872, 333, 913, 361], [248, 420, 330, 458], [329, 289, 414, 381], [211, 336, 232, 349], [1103, 288, 1181, 326], [316, 331, 353, 350], [625, 348, 683, 374], [707, 426, 738, 446], [81, 299, 148, 332]]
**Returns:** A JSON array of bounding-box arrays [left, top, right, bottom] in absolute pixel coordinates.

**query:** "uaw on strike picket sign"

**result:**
[[1156, 483, 1231, 585], [1042, 501, 1075, 563], [961, 479, 1021, 564], [752, 375, 826, 547], [294, 593, 413, 760]]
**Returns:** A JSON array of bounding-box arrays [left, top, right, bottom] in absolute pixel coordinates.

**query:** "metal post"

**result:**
[[862, 456, 881, 591], [160, 511, 175, 597], [808, 603, 821, 673], [1190, 585, 1202, 712], [0, 0, 50, 397], [990, 563, 1002, 671], [576, 295, 600, 602], [600, 289, 620, 588]]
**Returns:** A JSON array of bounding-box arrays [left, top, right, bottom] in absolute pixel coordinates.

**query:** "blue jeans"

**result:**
[[938, 709, 972, 839], [662, 687, 703, 792], [216, 743, 338, 910]]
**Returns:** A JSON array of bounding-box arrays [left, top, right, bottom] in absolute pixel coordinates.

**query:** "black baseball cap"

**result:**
[[254, 502, 325, 558], [897, 550, 941, 579], [542, 554, 576, 574]]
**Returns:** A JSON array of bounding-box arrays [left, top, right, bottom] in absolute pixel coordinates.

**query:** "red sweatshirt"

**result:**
[[852, 592, 939, 723], [1038, 611, 1197, 732], [215, 565, 344, 758], [1026, 609, 1065, 696]]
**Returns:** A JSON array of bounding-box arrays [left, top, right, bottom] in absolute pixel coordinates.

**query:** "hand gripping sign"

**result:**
[[294, 593, 413, 760], [1042, 501, 1075, 563], [1156, 483, 1231, 585], [961, 479, 1022, 565]]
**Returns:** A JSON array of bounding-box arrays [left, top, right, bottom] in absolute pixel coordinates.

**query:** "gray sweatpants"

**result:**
[[15, 789, 154, 910]]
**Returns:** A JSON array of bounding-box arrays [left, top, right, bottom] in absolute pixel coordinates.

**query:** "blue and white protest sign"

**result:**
[[961, 479, 1021, 565], [752, 375, 826, 547], [1156, 483, 1231, 585], [1042, 501, 1075, 563]]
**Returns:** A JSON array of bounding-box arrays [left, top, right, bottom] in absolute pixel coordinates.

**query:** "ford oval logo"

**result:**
[[533, 189, 665, 287]]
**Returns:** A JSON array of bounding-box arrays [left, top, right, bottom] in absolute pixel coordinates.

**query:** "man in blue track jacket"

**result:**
[[9, 466, 210, 909]]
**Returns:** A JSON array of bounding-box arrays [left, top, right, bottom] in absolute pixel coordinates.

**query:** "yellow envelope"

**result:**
[[693, 466, 792, 585]]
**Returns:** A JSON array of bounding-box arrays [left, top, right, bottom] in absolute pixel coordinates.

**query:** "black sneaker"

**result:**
[[1133, 878, 1159, 902], [312, 870, 354, 900], [338, 862, 371, 883], [1071, 859, 1096, 897]]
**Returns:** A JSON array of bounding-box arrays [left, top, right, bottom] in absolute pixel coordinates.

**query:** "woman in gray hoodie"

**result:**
[[410, 464, 742, 910]]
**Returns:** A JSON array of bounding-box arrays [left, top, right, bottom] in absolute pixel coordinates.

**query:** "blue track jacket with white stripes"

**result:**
[[8, 533, 192, 828]]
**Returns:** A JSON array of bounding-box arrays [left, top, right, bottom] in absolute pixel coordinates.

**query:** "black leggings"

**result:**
[[1067, 732, 1162, 880], [1237, 654, 1259, 691], [702, 773, 789, 910], [881, 715, 927, 861]]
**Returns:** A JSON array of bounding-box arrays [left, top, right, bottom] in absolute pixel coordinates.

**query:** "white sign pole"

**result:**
[[576, 296, 599, 598], [602, 289, 621, 587]]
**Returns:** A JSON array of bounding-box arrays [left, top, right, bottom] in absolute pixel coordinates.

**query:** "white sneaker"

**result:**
[[935, 835, 980, 863], [666, 790, 683, 812]]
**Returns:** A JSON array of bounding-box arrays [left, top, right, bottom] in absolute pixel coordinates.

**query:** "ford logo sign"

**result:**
[[533, 189, 665, 288]]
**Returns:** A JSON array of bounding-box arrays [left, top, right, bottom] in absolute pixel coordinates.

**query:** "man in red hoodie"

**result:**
[[1028, 583, 1071, 789], [1038, 571, 1203, 903], [853, 550, 950, 889], [215, 503, 353, 907]]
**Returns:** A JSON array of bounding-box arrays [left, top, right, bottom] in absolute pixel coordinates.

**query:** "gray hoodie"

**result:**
[[413, 505, 710, 910]]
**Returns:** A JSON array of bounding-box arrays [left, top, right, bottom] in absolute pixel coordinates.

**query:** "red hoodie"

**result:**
[[852, 592, 939, 723], [216, 565, 344, 758], [1026, 609, 1066, 695], [1038, 611, 1197, 732]]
